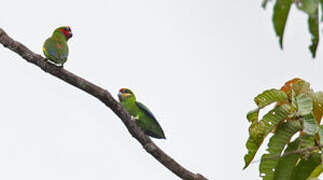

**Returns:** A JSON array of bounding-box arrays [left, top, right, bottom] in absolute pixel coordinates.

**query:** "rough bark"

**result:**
[[0, 28, 208, 180]]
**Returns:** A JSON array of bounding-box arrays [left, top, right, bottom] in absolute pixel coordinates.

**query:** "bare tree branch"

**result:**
[[0, 28, 208, 180]]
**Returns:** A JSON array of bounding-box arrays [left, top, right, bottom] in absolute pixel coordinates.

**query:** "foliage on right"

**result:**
[[263, 0, 322, 58], [244, 78, 323, 180]]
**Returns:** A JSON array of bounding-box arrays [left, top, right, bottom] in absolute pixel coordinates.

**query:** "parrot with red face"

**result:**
[[118, 88, 166, 139], [43, 26, 72, 66]]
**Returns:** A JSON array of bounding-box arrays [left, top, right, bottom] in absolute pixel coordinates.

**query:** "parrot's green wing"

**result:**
[[135, 101, 166, 139], [136, 101, 157, 120], [43, 37, 68, 65]]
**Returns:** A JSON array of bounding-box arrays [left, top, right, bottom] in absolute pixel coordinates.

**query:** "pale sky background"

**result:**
[[0, 1, 322, 180]]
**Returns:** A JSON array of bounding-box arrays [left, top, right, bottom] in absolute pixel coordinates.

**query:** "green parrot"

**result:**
[[118, 88, 166, 139], [43, 26, 73, 66]]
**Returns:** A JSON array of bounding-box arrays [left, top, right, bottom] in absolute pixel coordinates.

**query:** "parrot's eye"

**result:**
[[64, 28, 69, 31]]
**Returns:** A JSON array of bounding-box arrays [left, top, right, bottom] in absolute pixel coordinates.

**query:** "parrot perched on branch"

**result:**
[[118, 88, 166, 139], [43, 26, 72, 66]]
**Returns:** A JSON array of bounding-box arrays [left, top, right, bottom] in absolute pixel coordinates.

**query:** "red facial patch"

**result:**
[[58, 27, 71, 40], [119, 88, 125, 93]]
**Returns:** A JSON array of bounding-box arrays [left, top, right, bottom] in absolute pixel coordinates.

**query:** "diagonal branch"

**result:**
[[0, 28, 208, 180]]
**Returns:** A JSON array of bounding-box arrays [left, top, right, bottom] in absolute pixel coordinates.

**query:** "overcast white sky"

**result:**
[[0, 1, 322, 179]]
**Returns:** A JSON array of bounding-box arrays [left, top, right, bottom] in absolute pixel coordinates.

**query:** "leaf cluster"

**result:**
[[244, 78, 323, 180], [263, 0, 323, 58]]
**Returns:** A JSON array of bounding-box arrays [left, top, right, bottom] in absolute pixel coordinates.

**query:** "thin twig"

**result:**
[[0, 28, 208, 180], [251, 145, 322, 164]]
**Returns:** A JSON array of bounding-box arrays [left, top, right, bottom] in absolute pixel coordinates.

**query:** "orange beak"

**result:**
[[122, 93, 130, 97]]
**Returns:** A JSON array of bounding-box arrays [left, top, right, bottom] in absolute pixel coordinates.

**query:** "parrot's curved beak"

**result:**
[[67, 32, 73, 40]]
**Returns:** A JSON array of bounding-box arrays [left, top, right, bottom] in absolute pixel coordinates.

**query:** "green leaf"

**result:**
[[318, 125, 323, 145], [297, 93, 313, 116], [291, 90, 298, 110], [272, 0, 293, 48], [259, 121, 301, 180], [307, 8, 319, 58], [293, 80, 311, 96], [318, 126, 323, 167], [274, 138, 302, 180], [309, 91, 323, 124], [301, 113, 319, 135], [297, 0, 320, 16], [297, 0, 321, 58], [291, 153, 321, 180], [298, 135, 316, 150], [307, 164, 323, 179], [254, 89, 288, 108], [267, 121, 301, 154], [247, 109, 259, 124], [244, 104, 291, 169]]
